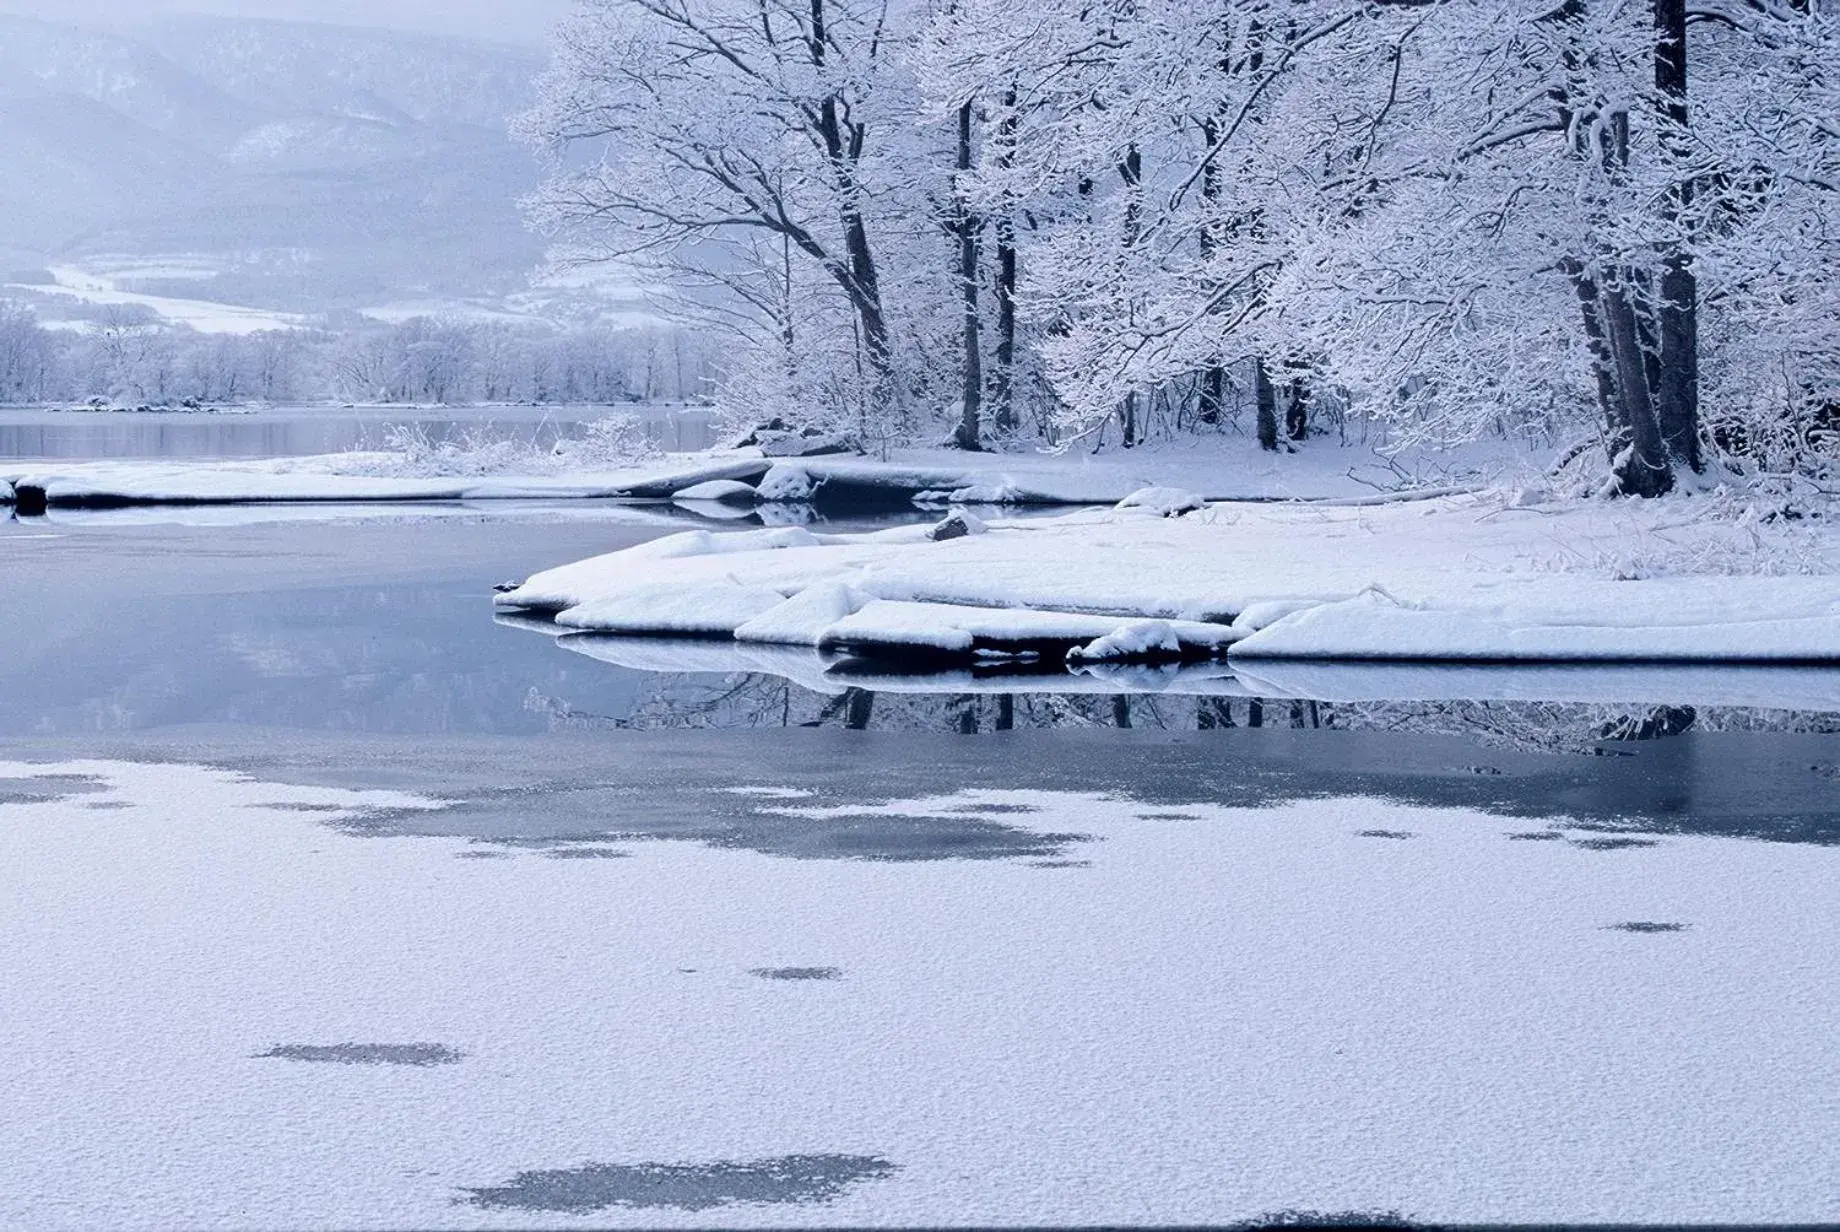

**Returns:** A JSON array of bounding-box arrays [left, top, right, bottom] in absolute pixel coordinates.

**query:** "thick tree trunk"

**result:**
[[1603, 275, 1674, 496], [953, 99, 983, 451], [1563, 95, 1677, 496], [993, 85, 1019, 437], [1286, 376, 1310, 442], [1653, 0, 1701, 471], [1198, 364, 1225, 426], [1255, 360, 1279, 452], [1563, 258, 1625, 442], [839, 210, 893, 401]]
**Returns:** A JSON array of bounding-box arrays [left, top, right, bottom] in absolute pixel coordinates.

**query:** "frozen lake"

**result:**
[[2, 508, 1838, 1226], [0, 403, 719, 461]]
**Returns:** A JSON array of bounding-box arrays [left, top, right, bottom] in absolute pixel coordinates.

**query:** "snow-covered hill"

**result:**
[[0, 13, 547, 318]]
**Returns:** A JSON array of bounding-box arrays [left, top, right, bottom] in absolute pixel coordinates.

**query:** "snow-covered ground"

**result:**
[[2, 757, 1834, 1227], [498, 491, 1840, 665], [0, 437, 1501, 509]]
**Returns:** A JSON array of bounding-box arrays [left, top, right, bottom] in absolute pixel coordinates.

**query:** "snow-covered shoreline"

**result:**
[[0, 439, 1495, 512], [496, 492, 1840, 667]]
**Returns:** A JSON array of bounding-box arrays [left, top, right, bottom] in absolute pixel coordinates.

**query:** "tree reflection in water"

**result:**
[[523, 667, 1839, 756]]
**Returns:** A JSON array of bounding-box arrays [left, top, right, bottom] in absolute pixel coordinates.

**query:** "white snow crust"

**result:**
[[4, 758, 1836, 1227]]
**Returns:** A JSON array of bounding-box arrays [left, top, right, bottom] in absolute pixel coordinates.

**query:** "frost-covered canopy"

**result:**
[[518, 0, 1839, 491]]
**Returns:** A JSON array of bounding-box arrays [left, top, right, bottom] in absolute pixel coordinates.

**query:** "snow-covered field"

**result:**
[[6, 266, 309, 336], [499, 491, 1840, 666], [1, 757, 1834, 1228]]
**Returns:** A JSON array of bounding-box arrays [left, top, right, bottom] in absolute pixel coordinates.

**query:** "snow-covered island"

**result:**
[[491, 456, 1840, 669]]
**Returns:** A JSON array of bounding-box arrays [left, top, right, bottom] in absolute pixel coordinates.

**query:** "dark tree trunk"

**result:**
[[1563, 257, 1625, 442], [995, 693, 1015, 731], [1286, 376, 1310, 441], [1118, 143, 1143, 448], [1197, 113, 1226, 427], [809, 0, 894, 407], [1562, 98, 1675, 496], [952, 98, 983, 451], [1603, 275, 1675, 496], [844, 687, 874, 730], [1653, 0, 1701, 471], [993, 84, 1019, 436], [1198, 365, 1225, 426], [1112, 696, 1133, 729], [838, 196, 892, 401], [1255, 360, 1279, 452], [1247, 698, 1264, 728], [956, 694, 979, 734], [1197, 698, 1235, 729]]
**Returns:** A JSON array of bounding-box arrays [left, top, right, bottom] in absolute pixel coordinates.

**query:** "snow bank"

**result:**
[[1232, 591, 1840, 663], [1115, 487, 1206, 517], [1067, 620, 1185, 663], [499, 492, 1840, 666], [1229, 662, 1840, 712], [672, 478, 758, 504], [756, 464, 815, 502], [0, 455, 772, 508], [735, 582, 874, 647], [555, 581, 789, 636]]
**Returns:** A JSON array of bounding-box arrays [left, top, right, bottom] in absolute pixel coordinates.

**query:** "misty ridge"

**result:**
[[0, 10, 710, 407], [0, 11, 555, 319]]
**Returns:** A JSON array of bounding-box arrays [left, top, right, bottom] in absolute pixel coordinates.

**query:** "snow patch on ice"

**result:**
[[1067, 620, 1185, 663], [1116, 486, 1206, 517], [757, 465, 815, 502]]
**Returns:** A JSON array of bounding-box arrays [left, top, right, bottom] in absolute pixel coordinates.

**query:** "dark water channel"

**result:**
[[2, 506, 1837, 854]]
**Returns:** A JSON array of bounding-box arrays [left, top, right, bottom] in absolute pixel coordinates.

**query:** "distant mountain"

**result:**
[[0, 13, 550, 319]]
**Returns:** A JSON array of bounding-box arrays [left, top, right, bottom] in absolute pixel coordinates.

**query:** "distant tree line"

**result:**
[[0, 301, 717, 408]]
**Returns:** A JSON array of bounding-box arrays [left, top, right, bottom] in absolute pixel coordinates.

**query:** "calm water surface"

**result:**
[[2, 506, 1835, 839]]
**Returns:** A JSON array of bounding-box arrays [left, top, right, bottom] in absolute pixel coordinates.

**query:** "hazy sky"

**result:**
[[0, 0, 575, 44]]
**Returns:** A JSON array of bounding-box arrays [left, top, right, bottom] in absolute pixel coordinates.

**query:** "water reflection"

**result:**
[[5, 512, 1838, 853]]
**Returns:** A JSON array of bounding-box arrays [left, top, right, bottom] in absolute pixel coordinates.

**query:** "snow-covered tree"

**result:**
[[519, 0, 956, 438]]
